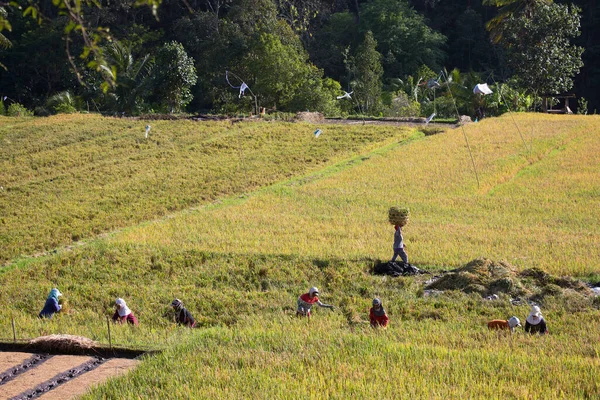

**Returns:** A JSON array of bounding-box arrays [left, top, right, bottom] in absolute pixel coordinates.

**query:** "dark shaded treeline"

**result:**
[[0, 0, 597, 114]]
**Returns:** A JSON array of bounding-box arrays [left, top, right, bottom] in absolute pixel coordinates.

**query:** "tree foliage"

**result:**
[[498, 2, 584, 96], [359, 0, 446, 79], [152, 41, 197, 113], [347, 31, 383, 113], [0, 0, 595, 115]]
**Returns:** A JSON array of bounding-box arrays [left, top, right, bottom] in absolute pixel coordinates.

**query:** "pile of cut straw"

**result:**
[[29, 334, 97, 353]]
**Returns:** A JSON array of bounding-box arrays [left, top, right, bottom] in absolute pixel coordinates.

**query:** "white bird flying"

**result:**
[[336, 91, 353, 100]]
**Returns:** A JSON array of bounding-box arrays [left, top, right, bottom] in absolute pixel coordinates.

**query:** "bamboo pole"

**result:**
[[106, 316, 112, 351]]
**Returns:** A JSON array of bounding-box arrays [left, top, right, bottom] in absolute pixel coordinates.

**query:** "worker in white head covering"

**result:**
[[296, 287, 334, 319], [112, 297, 139, 325], [524, 305, 548, 335]]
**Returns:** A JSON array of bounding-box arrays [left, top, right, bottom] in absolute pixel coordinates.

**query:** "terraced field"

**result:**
[[1, 113, 599, 398]]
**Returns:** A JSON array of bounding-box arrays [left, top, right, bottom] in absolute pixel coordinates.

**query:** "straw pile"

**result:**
[[29, 335, 97, 353], [295, 112, 324, 123], [388, 207, 410, 226]]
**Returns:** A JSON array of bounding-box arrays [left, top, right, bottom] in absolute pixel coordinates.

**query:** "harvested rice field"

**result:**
[[0, 351, 139, 399], [1, 113, 599, 398]]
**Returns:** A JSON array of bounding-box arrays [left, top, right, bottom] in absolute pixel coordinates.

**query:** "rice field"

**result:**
[[1, 113, 599, 398]]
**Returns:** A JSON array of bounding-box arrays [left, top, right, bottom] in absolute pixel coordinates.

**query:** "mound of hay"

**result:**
[[295, 112, 324, 123], [458, 115, 472, 125], [426, 258, 521, 296], [388, 207, 410, 226], [29, 335, 97, 353], [426, 258, 594, 302]]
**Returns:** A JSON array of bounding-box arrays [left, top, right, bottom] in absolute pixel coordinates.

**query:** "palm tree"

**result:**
[[102, 41, 154, 115], [484, 0, 553, 43], [0, 6, 13, 70]]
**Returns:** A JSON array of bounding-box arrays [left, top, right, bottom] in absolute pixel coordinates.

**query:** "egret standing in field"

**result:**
[[145, 125, 151, 139]]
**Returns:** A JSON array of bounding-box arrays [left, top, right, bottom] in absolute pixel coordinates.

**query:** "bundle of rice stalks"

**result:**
[[29, 334, 97, 353], [58, 298, 69, 312], [388, 207, 410, 226]]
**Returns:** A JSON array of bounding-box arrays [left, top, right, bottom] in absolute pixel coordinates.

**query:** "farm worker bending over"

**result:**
[[369, 298, 389, 328], [171, 299, 196, 327], [525, 306, 548, 335], [487, 316, 521, 333], [296, 287, 334, 319], [391, 224, 408, 264], [112, 298, 139, 326], [39, 288, 62, 319]]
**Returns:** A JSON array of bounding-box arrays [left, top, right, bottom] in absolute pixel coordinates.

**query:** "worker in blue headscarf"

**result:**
[[39, 288, 62, 319]]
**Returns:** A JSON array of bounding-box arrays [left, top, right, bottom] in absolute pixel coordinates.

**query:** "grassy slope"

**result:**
[[113, 113, 600, 275], [0, 113, 599, 398], [0, 114, 411, 262]]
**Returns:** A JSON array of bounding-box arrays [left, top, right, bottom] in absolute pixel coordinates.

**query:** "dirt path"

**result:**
[[0, 352, 34, 374], [37, 357, 139, 400], [0, 355, 91, 399]]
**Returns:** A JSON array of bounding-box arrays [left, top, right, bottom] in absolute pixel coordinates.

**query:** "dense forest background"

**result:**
[[0, 0, 598, 118]]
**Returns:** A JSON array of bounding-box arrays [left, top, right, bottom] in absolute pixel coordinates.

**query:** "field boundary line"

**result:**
[[485, 133, 582, 196], [0, 129, 426, 271]]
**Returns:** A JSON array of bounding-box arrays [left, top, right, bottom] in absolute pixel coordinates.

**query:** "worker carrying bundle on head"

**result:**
[[39, 288, 62, 319], [296, 287, 334, 319], [171, 298, 196, 328], [525, 306, 548, 335], [112, 298, 139, 325], [369, 298, 389, 328]]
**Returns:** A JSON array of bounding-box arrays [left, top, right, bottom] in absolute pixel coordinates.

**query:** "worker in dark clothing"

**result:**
[[39, 288, 62, 319], [524, 306, 548, 335], [171, 298, 196, 327]]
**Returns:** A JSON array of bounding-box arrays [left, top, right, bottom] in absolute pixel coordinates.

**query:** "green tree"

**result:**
[[0, 6, 11, 55], [101, 41, 154, 115], [359, 0, 446, 79], [245, 21, 312, 111], [484, 0, 553, 43], [152, 41, 197, 113], [347, 31, 383, 113], [498, 2, 583, 97]]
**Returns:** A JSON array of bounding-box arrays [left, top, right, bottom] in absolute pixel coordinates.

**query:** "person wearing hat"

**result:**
[[39, 288, 63, 319], [369, 298, 389, 328], [296, 287, 334, 319], [171, 299, 196, 328], [487, 316, 521, 333], [112, 298, 139, 325], [524, 305, 548, 335]]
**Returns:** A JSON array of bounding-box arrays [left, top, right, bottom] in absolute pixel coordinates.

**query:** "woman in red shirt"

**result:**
[[369, 298, 389, 328], [296, 287, 334, 319]]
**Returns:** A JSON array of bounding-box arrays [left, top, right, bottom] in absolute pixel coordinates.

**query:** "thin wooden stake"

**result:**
[[12, 318, 16, 343], [106, 316, 112, 351]]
